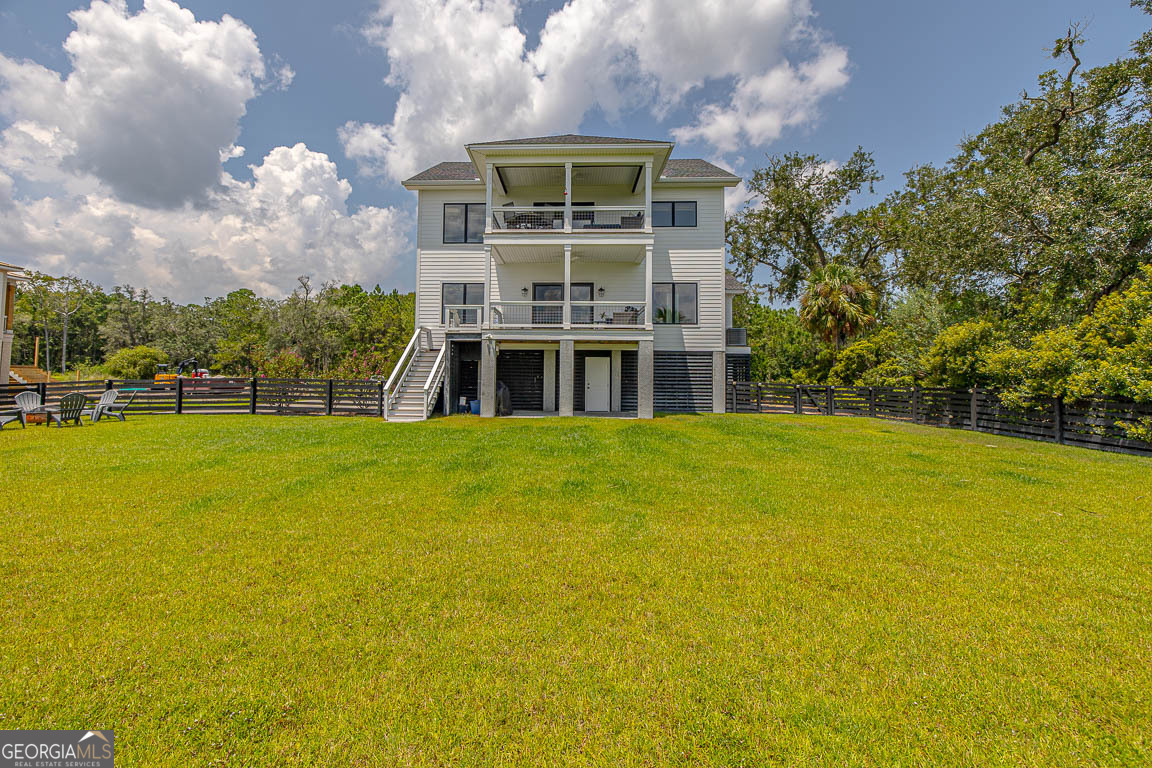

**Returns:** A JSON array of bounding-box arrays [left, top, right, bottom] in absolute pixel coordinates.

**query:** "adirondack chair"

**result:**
[[14, 391, 41, 424], [47, 392, 87, 428], [0, 409, 23, 429], [86, 389, 124, 422]]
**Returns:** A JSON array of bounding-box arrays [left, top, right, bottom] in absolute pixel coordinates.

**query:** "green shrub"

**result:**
[[922, 320, 1003, 388], [103, 346, 169, 379]]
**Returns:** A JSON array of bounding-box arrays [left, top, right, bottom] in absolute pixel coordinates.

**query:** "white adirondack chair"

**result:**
[[14, 391, 41, 423]]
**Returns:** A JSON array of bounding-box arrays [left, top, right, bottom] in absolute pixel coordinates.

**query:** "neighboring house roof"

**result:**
[[470, 134, 669, 147], [725, 271, 747, 294], [403, 162, 480, 184], [662, 159, 739, 180], [404, 157, 739, 185]]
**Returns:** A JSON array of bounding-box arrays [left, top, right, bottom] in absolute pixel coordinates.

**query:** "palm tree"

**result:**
[[799, 263, 878, 348]]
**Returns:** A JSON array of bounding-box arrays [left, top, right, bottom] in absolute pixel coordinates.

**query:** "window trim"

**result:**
[[652, 200, 698, 228], [443, 203, 486, 244], [652, 281, 698, 325]]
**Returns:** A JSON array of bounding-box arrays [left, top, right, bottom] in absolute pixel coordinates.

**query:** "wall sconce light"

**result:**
[[521, 286, 529, 297], [597, 286, 605, 297]]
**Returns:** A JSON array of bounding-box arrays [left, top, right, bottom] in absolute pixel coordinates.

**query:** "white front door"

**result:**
[[584, 356, 610, 412]]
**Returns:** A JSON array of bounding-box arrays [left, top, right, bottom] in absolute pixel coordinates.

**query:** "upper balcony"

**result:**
[[490, 206, 646, 233]]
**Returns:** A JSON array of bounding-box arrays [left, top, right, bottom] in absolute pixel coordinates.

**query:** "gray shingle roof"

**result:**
[[470, 134, 668, 146], [403, 162, 480, 183], [725, 271, 747, 294], [405, 157, 739, 185], [662, 159, 739, 179]]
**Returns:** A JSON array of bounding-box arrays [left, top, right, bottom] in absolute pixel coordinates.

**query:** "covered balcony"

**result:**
[[483, 163, 653, 236]]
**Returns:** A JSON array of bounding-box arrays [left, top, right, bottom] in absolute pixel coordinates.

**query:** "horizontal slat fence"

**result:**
[[730, 383, 1152, 457], [0, 378, 386, 419]]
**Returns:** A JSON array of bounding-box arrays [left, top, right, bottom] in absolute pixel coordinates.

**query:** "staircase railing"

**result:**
[[383, 326, 431, 419], [422, 345, 447, 418]]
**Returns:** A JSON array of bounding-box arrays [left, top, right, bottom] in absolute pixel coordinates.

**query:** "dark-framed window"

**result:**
[[652, 201, 697, 227], [443, 203, 486, 243], [653, 282, 697, 325], [442, 282, 485, 323]]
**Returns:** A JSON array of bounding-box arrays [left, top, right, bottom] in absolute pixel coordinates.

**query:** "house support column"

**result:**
[[563, 243, 572, 329], [543, 348, 557, 412], [559, 339, 574, 417], [485, 162, 494, 233], [712, 350, 726, 414], [644, 245, 653, 329], [638, 340, 654, 419], [480, 336, 497, 417], [564, 162, 573, 233], [611, 350, 622, 412], [644, 161, 653, 233], [483, 244, 492, 329]]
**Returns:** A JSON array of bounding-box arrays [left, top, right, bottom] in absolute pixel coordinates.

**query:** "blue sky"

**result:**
[[0, 0, 1145, 300]]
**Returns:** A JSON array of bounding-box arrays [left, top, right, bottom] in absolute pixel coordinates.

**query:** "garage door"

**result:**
[[497, 350, 544, 410]]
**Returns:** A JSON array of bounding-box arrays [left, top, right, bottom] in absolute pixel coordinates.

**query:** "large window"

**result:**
[[443, 203, 486, 243], [442, 282, 485, 324], [653, 282, 697, 325], [652, 201, 697, 227]]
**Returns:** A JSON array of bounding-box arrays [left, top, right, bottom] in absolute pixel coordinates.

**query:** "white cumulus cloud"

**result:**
[[342, 0, 849, 183], [0, 0, 411, 301]]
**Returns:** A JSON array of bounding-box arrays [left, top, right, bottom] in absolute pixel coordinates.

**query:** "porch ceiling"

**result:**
[[496, 164, 643, 192]]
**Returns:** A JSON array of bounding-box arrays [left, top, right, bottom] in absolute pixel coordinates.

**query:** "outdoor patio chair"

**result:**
[[0, 409, 24, 429], [86, 389, 127, 422], [14, 391, 41, 423], [47, 392, 87, 428]]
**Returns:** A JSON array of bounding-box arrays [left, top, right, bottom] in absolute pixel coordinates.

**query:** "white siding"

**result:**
[[651, 186, 726, 352], [416, 188, 486, 346], [413, 184, 727, 354]]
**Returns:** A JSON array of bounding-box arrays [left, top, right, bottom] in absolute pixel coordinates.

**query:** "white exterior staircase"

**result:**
[[384, 328, 445, 422]]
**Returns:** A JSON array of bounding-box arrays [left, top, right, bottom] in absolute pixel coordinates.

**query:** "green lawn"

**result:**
[[1, 414, 1150, 766]]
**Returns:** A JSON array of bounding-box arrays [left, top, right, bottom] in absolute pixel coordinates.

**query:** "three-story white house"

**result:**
[[386, 134, 748, 421]]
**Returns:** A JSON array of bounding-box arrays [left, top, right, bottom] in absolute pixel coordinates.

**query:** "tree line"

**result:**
[[729, 3, 1152, 438], [10, 275, 414, 381]]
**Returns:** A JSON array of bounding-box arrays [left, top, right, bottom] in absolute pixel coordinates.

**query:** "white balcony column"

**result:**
[[483, 244, 492, 328], [564, 162, 573, 233], [644, 244, 653, 329], [485, 162, 493, 232], [563, 243, 572, 329], [644, 161, 653, 232]]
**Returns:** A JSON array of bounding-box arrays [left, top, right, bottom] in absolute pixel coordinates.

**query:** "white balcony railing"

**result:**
[[489, 301, 564, 326], [490, 206, 646, 232], [571, 302, 646, 326], [445, 305, 483, 327], [487, 301, 647, 328]]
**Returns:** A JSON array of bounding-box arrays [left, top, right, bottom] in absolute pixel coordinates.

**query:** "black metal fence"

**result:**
[[729, 383, 1152, 457], [0, 378, 387, 418]]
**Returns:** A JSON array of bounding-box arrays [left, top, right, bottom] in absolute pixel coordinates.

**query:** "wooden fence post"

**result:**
[[326, 379, 334, 416], [868, 387, 876, 418], [827, 385, 835, 416], [105, 379, 113, 392], [250, 378, 258, 414], [175, 377, 184, 414], [37, 381, 47, 402], [1053, 394, 1064, 444], [911, 386, 920, 424], [794, 386, 802, 415], [377, 380, 384, 418], [970, 389, 979, 432]]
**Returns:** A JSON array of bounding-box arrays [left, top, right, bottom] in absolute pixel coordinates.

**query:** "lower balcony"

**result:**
[[444, 302, 648, 329]]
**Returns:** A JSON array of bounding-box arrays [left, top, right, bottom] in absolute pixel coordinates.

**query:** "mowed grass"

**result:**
[[1, 414, 1150, 767]]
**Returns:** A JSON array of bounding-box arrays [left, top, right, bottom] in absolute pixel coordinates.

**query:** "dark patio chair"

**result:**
[[48, 392, 88, 428]]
